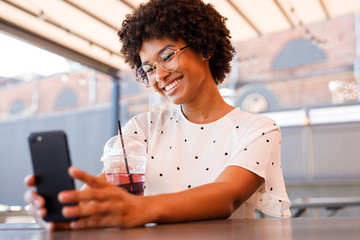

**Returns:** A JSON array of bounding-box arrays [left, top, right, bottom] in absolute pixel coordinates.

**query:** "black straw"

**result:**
[[117, 120, 135, 192]]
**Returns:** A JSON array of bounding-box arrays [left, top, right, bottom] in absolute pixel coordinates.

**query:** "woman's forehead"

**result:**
[[139, 38, 185, 61]]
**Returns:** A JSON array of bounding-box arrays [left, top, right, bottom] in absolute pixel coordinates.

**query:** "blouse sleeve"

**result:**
[[227, 129, 291, 218]]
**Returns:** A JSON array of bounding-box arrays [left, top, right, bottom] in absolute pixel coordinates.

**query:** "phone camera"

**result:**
[[29, 135, 42, 143], [29, 136, 36, 143]]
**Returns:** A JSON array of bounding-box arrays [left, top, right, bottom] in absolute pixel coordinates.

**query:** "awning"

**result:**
[[1, 0, 360, 75]]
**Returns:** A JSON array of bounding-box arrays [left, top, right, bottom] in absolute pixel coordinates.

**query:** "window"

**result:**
[[54, 89, 78, 109], [272, 38, 327, 70]]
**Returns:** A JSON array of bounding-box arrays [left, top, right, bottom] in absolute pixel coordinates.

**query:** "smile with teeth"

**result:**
[[165, 79, 181, 91]]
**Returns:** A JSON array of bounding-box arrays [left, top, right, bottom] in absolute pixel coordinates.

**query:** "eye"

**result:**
[[142, 64, 155, 74], [159, 49, 176, 63]]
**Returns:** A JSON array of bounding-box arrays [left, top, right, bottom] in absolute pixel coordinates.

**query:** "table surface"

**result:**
[[0, 217, 359, 240]]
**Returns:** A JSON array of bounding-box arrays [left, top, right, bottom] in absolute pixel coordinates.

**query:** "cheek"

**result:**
[[186, 61, 207, 83], [152, 84, 160, 92], [184, 55, 207, 77], [152, 84, 165, 96]]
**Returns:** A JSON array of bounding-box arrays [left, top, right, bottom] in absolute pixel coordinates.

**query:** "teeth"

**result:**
[[165, 80, 180, 91]]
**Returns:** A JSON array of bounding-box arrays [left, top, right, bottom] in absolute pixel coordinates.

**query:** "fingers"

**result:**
[[69, 210, 145, 229], [68, 167, 107, 188], [59, 185, 122, 204], [69, 213, 124, 229], [24, 189, 48, 224], [23, 175, 73, 231], [24, 174, 36, 187], [34, 215, 54, 231], [34, 217, 70, 231], [28, 204, 47, 218], [59, 167, 118, 204], [23, 176, 55, 230], [52, 222, 71, 230], [62, 200, 119, 229], [24, 189, 45, 208], [62, 200, 114, 219]]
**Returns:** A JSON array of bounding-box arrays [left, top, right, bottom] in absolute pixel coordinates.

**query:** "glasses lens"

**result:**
[[136, 67, 150, 86], [158, 49, 178, 72]]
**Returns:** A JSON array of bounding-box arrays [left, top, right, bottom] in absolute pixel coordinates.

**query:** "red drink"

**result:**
[[106, 173, 145, 195], [102, 153, 146, 195]]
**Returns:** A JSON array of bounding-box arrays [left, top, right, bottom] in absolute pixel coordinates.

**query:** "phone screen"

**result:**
[[28, 130, 77, 222]]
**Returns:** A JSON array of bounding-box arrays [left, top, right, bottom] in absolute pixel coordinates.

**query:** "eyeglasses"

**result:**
[[136, 45, 190, 87]]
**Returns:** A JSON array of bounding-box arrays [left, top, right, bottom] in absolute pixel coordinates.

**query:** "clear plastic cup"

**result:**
[[101, 154, 146, 195]]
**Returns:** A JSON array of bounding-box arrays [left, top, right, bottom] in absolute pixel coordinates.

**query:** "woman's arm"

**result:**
[[59, 165, 263, 228], [151, 165, 263, 223]]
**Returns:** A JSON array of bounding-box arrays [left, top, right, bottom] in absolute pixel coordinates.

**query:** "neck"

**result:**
[[181, 84, 235, 124]]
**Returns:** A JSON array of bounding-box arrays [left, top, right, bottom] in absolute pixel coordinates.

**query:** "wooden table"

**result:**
[[0, 217, 359, 240]]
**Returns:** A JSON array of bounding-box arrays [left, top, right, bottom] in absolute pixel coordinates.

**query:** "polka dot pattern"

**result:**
[[119, 107, 290, 218]]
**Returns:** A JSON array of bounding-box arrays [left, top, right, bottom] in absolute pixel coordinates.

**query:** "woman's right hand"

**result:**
[[23, 175, 70, 230]]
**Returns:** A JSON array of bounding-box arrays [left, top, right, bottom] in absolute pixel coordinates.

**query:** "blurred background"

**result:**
[[1, 0, 360, 221]]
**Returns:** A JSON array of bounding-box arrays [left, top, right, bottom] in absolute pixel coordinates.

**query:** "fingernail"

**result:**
[[68, 166, 76, 175], [58, 192, 69, 203], [24, 175, 30, 184], [71, 221, 84, 229], [35, 199, 41, 207], [62, 206, 72, 217], [58, 193, 63, 202], [45, 222, 54, 231], [36, 209, 43, 217]]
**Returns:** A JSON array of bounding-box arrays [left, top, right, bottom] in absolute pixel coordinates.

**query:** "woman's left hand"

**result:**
[[59, 167, 151, 229]]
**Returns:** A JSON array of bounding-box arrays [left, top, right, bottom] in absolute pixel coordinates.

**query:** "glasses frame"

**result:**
[[136, 45, 190, 87]]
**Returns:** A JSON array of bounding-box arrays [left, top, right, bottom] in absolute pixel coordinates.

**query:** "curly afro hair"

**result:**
[[118, 0, 235, 85]]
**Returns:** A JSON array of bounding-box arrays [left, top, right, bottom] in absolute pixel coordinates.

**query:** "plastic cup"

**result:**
[[101, 154, 146, 195]]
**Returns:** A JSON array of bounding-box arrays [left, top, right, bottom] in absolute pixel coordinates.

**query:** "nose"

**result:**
[[155, 65, 170, 83]]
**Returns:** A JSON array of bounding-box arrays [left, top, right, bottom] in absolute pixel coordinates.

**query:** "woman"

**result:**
[[25, 0, 291, 230]]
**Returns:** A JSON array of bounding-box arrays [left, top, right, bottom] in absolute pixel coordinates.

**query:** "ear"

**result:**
[[202, 55, 211, 61]]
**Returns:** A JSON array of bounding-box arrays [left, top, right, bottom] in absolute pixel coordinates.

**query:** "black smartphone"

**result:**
[[28, 130, 77, 222]]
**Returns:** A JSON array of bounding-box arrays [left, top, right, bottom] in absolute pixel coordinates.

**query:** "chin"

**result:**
[[164, 95, 183, 105]]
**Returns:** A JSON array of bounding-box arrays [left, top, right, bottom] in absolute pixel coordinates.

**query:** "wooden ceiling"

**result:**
[[1, 0, 360, 75]]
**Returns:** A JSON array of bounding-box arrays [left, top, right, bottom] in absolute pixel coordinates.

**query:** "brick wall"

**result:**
[[231, 14, 357, 108], [0, 13, 358, 120]]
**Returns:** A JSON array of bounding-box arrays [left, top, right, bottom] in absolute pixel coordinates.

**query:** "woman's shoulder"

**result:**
[[229, 108, 277, 124], [227, 108, 280, 135]]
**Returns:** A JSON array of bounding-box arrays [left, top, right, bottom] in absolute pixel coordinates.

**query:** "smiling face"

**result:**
[[139, 38, 214, 105]]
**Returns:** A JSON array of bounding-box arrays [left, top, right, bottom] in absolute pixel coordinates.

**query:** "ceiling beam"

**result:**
[[2, 0, 121, 57], [119, 0, 137, 10], [63, 0, 119, 30], [318, 0, 330, 19], [0, 18, 120, 77], [226, 0, 262, 36], [273, 0, 295, 28]]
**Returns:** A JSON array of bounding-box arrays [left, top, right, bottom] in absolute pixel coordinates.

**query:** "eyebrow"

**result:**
[[141, 44, 176, 65]]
